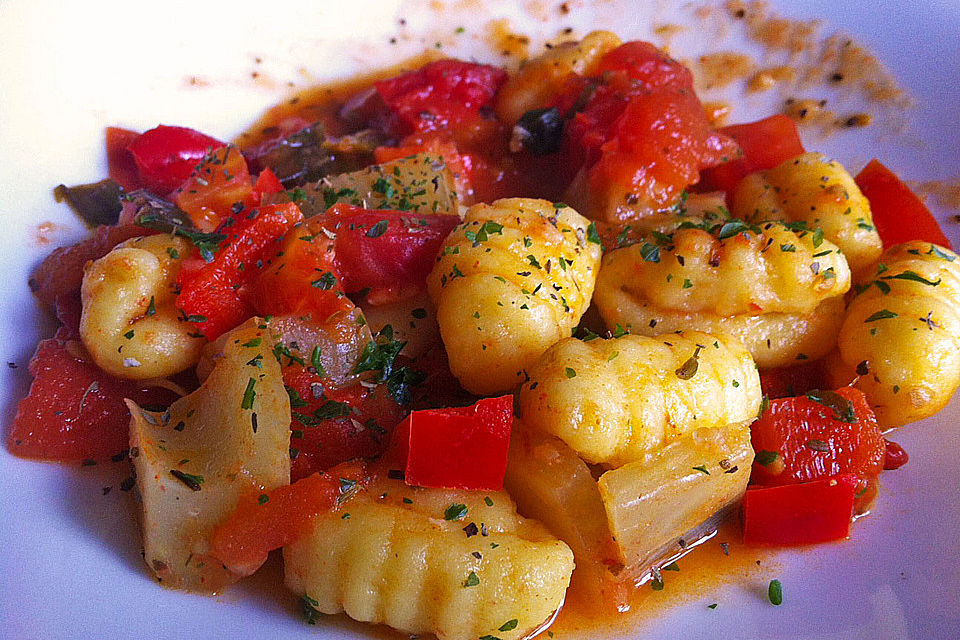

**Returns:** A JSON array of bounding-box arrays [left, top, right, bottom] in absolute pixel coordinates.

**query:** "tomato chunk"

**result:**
[[251, 168, 284, 204], [750, 387, 885, 486], [854, 159, 952, 250], [883, 439, 909, 470], [174, 145, 254, 232], [374, 59, 507, 148], [285, 366, 403, 482], [176, 202, 303, 340], [390, 395, 513, 491], [326, 203, 460, 294], [699, 115, 805, 194], [742, 474, 858, 546], [8, 338, 176, 461], [126, 125, 225, 195], [209, 460, 368, 574]]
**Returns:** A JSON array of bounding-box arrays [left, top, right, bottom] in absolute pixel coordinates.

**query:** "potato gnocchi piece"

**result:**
[[129, 319, 290, 591], [495, 30, 622, 125], [593, 221, 850, 367], [827, 242, 960, 426], [284, 475, 574, 640], [518, 331, 760, 467], [731, 152, 882, 273], [290, 153, 459, 217], [80, 235, 205, 379], [427, 198, 602, 395]]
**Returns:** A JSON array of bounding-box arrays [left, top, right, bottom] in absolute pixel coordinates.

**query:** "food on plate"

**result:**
[[8, 25, 959, 640], [827, 241, 960, 426], [427, 198, 602, 395]]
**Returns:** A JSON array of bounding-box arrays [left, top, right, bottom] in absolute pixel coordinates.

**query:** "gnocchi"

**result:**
[[427, 198, 602, 394], [731, 152, 882, 274], [80, 234, 206, 379], [518, 331, 761, 467], [593, 221, 851, 367], [284, 474, 574, 640], [827, 242, 960, 426]]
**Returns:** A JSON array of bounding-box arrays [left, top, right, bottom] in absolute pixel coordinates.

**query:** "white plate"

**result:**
[[1, 1, 958, 638]]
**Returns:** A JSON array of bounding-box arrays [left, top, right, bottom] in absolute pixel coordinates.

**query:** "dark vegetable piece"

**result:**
[[128, 191, 227, 259], [54, 179, 123, 226], [244, 123, 381, 188], [510, 107, 563, 155]]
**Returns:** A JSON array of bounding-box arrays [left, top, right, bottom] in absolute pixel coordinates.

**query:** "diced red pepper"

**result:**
[[209, 460, 369, 574], [326, 203, 460, 294], [174, 145, 254, 232], [105, 127, 142, 192], [29, 224, 149, 307], [248, 218, 354, 321], [389, 395, 513, 491], [284, 365, 404, 482], [175, 203, 303, 340], [595, 40, 697, 90], [251, 168, 284, 205], [883, 439, 909, 470], [699, 115, 805, 194], [8, 338, 176, 462], [854, 159, 953, 250], [742, 474, 858, 546], [374, 59, 507, 149], [750, 387, 886, 486], [126, 125, 225, 196]]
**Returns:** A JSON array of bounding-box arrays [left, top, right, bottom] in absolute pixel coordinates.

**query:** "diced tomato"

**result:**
[[854, 159, 952, 250], [126, 125, 225, 196], [883, 439, 909, 470], [8, 338, 176, 462], [251, 168, 284, 205], [105, 127, 142, 192], [563, 43, 736, 217], [758, 360, 830, 399], [210, 460, 369, 574], [742, 474, 858, 546], [750, 387, 886, 486], [374, 59, 507, 149], [389, 395, 513, 491], [595, 40, 696, 90], [284, 366, 404, 482], [174, 145, 254, 232], [325, 203, 460, 294], [29, 224, 149, 307], [248, 218, 354, 321], [176, 203, 303, 340], [699, 115, 805, 194]]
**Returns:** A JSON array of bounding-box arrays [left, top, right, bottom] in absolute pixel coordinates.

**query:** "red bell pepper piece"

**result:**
[[742, 474, 858, 546], [210, 460, 368, 575], [105, 127, 142, 192], [374, 59, 507, 148], [699, 115, 805, 194], [252, 167, 284, 204], [126, 124, 225, 196], [248, 218, 354, 321], [326, 203, 460, 294], [390, 395, 513, 491], [750, 387, 886, 486], [173, 145, 254, 232], [285, 366, 404, 482], [176, 202, 303, 340], [854, 159, 952, 250], [8, 338, 176, 462]]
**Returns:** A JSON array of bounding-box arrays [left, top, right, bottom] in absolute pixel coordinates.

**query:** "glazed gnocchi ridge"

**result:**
[[10, 27, 959, 640]]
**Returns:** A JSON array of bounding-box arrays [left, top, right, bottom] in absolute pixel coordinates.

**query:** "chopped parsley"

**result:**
[[444, 503, 468, 521]]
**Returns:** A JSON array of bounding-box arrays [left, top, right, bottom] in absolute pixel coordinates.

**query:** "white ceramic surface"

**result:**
[[1, 1, 958, 638]]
